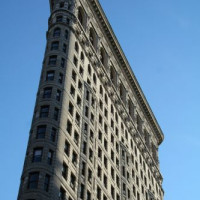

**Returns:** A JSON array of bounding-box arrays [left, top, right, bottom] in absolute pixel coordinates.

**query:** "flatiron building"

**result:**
[[18, 0, 164, 200]]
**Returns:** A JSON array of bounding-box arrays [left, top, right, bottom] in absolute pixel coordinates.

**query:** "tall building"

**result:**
[[18, 0, 164, 200]]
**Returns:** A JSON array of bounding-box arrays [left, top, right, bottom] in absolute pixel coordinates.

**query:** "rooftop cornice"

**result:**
[[88, 0, 164, 145]]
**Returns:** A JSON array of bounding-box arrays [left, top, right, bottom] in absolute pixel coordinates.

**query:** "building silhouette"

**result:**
[[18, 0, 164, 200]]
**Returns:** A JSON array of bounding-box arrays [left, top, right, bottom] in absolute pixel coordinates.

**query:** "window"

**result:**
[[53, 28, 61, 37], [81, 161, 86, 176], [97, 186, 101, 200], [32, 148, 43, 162], [70, 173, 76, 190], [77, 95, 81, 107], [56, 15, 63, 22], [65, 30, 69, 40], [98, 130, 102, 141], [51, 127, 56, 142], [64, 140, 70, 156], [79, 66, 83, 75], [61, 58, 65, 68], [87, 190, 91, 200], [82, 141, 87, 155], [53, 107, 59, 120], [46, 71, 54, 81], [43, 87, 52, 98], [48, 55, 57, 65], [70, 85, 75, 96], [97, 166, 102, 179], [68, 102, 74, 116], [40, 105, 49, 118], [28, 172, 39, 189], [72, 70, 77, 82], [111, 167, 115, 180], [58, 73, 63, 84], [72, 151, 78, 165], [59, 187, 66, 200], [75, 42, 79, 53], [100, 85, 103, 95], [73, 56, 78, 67], [104, 156, 108, 168], [80, 52, 84, 63], [78, 7, 85, 27], [60, 2, 64, 8], [63, 43, 67, 53], [98, 147, 102, 159], [103, 174, 107, 188], [88, 168, 92, 183], [66, 120, 72, 134], [78, 80, 83, 91], [36, 125, 46, 139], [75, 112, 80, 126], [47, 150, 53, 165], [44, 174, 50, 192], [74, 130, 79, 145], [62, 162, 68, 180], [88, 64, 91, 75], [111, 185, 115, 199], [80, 184, 85, 199], [51, 41, 59, 50], [89, 148, 93, 161], [56, 90, 61, 101], [104, 139, 108, 150], [85, 106, 89, 117]]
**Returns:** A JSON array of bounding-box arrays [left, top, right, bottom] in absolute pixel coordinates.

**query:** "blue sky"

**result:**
[[0, 0, 200, 199]]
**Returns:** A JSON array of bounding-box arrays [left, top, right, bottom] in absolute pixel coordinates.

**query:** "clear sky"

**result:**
[[0, 0, 199, 199]]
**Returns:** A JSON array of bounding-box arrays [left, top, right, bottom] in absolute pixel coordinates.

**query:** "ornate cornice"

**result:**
[[88, 0, 164, 145]]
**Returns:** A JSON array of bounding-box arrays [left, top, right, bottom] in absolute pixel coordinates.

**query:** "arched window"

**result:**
[[75, 42, 79, 53], [53, 28, 61, 37]]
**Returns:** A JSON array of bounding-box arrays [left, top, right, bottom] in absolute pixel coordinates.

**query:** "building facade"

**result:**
[[17, 0, 164, 200]]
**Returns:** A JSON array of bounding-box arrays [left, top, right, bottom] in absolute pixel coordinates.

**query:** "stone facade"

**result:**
[[17, 0, 164, 200]]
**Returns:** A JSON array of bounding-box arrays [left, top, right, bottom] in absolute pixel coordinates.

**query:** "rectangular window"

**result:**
[[61, 58, 65, 68], [70, 173, 76, 190], [47, 150, 53, 165], [63, 44, 67, 53], [58, 73, 63, 84], [32, 148, 43, 162], [51, 127, 56, 142], [46, 71, 55, 81], [36, 125, 46, 139], [48, 55, 57, 65], [53, 107, 59, 120], [64, 140, 70, 156], [40, 105, 49, 118], [56, 90, 61, 101], [44, 174, 50, 192], [43, 87, 52, 98], [66, 120, 72, 134], [72, 151, 78, 165], [28, 172, 39, 189], [56, 15, 63, 22], [62, 162, 68, 180], [59, 187, 66, 200], [51, 41, 59, 50]]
